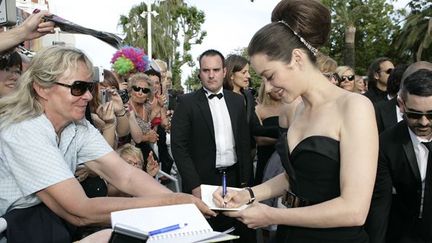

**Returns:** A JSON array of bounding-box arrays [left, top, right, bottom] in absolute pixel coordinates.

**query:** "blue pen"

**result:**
[[222, 170, 227, 198], [148, 223, 188, 236]]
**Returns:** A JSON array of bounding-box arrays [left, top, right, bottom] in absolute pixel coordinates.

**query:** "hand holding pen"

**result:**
[[222, 171, 227, 207]]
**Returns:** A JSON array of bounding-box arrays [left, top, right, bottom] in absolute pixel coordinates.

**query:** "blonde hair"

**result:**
[[257, 82, 280, 106], [0, 46, 93, 130], [335, 66, 355, 78], [316, 53, 337, 73], [117, 143, 144, 169], [154, 59, 168, 73], [128, 73, 154, 101]]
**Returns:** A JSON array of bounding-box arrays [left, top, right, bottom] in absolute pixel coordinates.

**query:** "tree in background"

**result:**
[[184, 68, 201, 92], [392, 0, 431, 62], [119, 0, 206, 91], [321, 0, 401, 75]]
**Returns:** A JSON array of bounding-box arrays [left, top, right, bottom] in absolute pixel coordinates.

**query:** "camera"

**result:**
[[118, 89, 129, 104], [99, 89, 112, 104], [93, 66, 104, 82]]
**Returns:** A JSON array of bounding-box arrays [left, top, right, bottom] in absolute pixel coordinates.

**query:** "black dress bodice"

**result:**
[[275, 134, 369, 243]]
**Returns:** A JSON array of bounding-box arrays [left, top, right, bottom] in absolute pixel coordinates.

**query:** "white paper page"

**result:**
[[111, 203, 212, 240], [200, 184, 248, 211]]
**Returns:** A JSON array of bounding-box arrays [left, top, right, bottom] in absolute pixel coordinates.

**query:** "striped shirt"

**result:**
[[0, 114, 112, 216]]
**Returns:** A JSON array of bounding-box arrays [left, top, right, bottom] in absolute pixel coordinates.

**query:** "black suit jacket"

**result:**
[[375, 97, 399, 134], [171, 88, 252, 193], [366, 121, 424, 243]]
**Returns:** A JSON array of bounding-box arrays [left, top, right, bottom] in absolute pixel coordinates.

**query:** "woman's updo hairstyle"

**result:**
[[248, 0, 331, 64]]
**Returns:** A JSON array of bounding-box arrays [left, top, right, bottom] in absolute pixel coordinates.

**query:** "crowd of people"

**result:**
[[0, 1, 431, 243]]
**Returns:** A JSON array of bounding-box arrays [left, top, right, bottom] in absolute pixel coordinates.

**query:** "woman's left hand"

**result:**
[[224, 203, 275, 229]]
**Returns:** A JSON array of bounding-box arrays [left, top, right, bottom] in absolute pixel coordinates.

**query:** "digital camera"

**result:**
[[99, 89, 111, 104]]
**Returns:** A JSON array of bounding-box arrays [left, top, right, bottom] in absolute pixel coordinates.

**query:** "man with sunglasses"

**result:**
[[367, 66, 432, 243], [0, 46, 215, 242], [364, 57, 395, 104]]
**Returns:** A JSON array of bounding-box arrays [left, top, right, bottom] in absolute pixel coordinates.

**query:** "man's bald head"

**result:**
[[402, 61, 432, 82]]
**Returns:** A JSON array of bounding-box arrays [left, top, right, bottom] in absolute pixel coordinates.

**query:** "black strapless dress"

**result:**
[[255, 116, 279, 185], [275, 135, 369, 243]]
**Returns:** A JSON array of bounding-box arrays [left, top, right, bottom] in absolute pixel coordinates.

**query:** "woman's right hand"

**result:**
[[96, 101, 115, 124], [212, 187, 250, 208]]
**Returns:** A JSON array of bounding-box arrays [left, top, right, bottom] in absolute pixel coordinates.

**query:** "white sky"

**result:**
[[48, 0, 409, 84]]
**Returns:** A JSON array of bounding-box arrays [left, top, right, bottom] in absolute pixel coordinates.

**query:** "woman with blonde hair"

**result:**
[[336, 65, 356, 92]]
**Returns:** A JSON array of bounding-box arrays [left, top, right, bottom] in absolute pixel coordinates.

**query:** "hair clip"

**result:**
[[278, 20, 318, 57]]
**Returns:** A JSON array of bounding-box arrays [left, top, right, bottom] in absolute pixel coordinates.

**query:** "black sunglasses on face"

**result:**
[[379, 68, 393, 75], [132, 86, 151, 94], [340, 75, 355, 82], [54, 81, 95, 96], [405, 111, 432, 120]]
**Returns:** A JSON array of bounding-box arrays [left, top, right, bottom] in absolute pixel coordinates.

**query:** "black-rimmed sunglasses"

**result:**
[[340, 75, 355, 82], [132, 86, 151, 94], [405, 111, 432, 120], [54, 81, 95, 96], [379, 68, 393, 75]]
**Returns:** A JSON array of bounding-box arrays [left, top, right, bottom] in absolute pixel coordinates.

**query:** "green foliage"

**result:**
[[184, 68, 201, 92], [118, 1, 206, 91], [321, 0, 402, 75], [392, 1, 431, 62]]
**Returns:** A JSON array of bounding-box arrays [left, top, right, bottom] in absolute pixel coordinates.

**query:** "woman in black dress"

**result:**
[[214, 0, 378, 242]]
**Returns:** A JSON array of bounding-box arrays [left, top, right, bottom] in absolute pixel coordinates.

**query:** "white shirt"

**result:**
[[0, 114, 112, 216], [408, 128, 431, 217], [203, 87, 237, 168]]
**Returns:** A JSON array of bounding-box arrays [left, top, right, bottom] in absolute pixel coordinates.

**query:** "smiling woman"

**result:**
[[0, 51, 22, 98]]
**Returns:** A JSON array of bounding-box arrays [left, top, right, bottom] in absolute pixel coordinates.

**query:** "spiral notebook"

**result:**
[[111, 203, 238, 243]]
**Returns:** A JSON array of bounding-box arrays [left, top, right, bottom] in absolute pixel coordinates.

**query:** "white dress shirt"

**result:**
[[408, 128, 431, 217], [203, 87, 237, 168]]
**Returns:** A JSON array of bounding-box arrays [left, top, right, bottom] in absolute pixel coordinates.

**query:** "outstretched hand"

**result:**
[[21, 10, 55, 40]]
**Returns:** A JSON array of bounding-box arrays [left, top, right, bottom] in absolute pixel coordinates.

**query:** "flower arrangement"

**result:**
[[111, 46, 150, 75]]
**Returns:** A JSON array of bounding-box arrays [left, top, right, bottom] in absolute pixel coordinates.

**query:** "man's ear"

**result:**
[[374, 71, 380, 81], [32, 82, 49, 100], [397, 95, 405, 113]]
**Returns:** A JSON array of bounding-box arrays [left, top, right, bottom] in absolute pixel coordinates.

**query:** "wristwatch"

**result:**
[[244, 187, 256, 205]]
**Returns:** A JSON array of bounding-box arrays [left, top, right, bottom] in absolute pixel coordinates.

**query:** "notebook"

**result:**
[[111, 203, 239, 243], [200, 184, 249, 211]]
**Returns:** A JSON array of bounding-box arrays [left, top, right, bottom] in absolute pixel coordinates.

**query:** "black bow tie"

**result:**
[[208, 93, 223, 99]]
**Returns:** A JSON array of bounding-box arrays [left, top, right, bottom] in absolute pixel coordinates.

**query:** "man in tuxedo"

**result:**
[[366, 67, 432, 243], [374, 64, 408, 134], [171, 49, 255, 242]]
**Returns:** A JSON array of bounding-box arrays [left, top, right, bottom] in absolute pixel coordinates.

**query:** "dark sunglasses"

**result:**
[[323, 72, 336, 80], [132, 86, 151, 94], [340, 75, 355, 82], [379, 68, 393, 75], [54, 81, 95, 96], [405, 111, 432, 120]]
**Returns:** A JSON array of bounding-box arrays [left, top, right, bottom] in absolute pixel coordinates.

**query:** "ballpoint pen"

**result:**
[[148, 223, 188, 236], [222, 170, 227, 198]]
